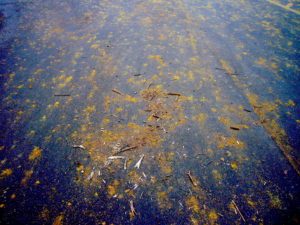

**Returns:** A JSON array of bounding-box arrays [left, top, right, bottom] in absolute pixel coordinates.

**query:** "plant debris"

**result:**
[[134, 154, 145, 169], [72, 145, 86, 150], [112, 89, 123, 95], [187, 170, 197, 187], [167, 92, 181, 96], [124, 158, 128, 170], [108, 156, 126, 160], [54, 94, 71, 96], [115, 145, 138, 155], [243, 108, 252, 112], [231, 200, 246, 222], [129, 200, 136, 217]]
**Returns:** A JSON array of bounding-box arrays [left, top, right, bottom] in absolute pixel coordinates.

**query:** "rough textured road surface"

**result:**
[[0, 0, 300, 224]]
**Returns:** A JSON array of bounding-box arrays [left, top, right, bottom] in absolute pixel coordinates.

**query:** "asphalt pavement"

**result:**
[[0, 0, 299, 224]]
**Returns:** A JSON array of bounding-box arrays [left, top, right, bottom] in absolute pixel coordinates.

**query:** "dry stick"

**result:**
[[243, 108, 252, 112], [186, 171, 197, 187], [225, 72, 242, 76], [232, 200, 246, 222], [72, 145, 86, 150], [54, 94, 71, 96], [215, 67, 226, 71], [115, 146, 138, 155], [134, 154, 144, 169], [147, 82, 153, 89], [108, 156, 125, 160], [152, 114, 161, 119], [129, 200, 136, 216], [112, 89, 123, 95], [124, 158, 128, 170], [205, 161, 213, 166], [167, 92, 181, 96]]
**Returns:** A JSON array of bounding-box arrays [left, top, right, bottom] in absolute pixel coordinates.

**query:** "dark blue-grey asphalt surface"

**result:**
[[0, 0, 299, 224]]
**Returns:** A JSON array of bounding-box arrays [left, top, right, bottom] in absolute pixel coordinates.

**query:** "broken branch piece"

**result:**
[[108, 156, 126, 160], [112, 89, 123, 95], [134, 154, 145, 169], [187, 170, 197, 187], [167, 92, 181, 96], [230, 126, 240, 131], [231, 200, 246, 222], [72, 145, 86, 150], [115, 145, 138, 154], [129, 200, 136, 217]]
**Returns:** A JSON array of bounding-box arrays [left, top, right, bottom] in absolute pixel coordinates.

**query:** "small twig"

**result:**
[[112, 89, 123, 95], [129, 200, 136, 216], [108, 156, 125, 160], [215, 67, 225, 71], [186, 170, 197, 187], [124, 158, 128, 170], [115, 146, 138, 155], [232, 200, 246, 222], [54, 94, 71, 96], [152, 114, 161, 119], [230, 126, 240, 131], [134, 154, 144, 169], [167, 92, 181, 96], [205, 161, 213, 166], [225, 72, 242, 76], [87, 170, 94, 181], [72, 145, 86, 150], [243, 108, 252, 112], [147, 82, 153, 89]]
